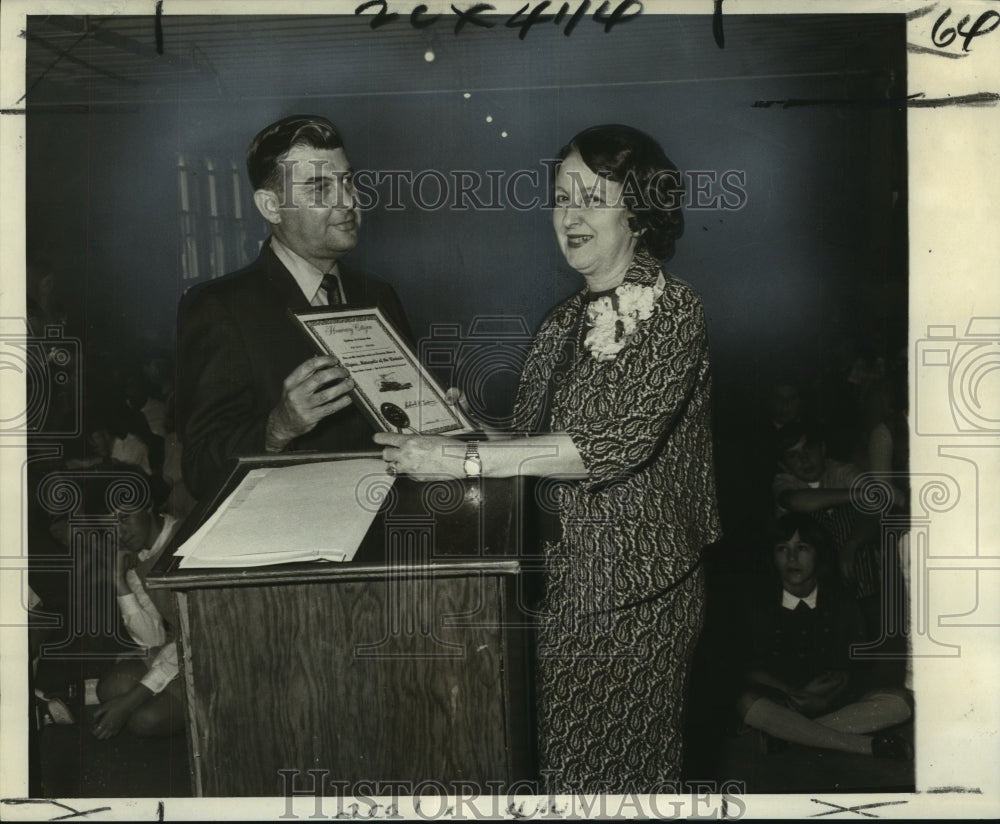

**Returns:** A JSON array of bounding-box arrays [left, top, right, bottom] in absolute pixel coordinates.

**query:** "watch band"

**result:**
[[464, 440, 482, 477]]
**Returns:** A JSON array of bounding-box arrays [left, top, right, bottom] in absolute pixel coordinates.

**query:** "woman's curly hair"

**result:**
[[558, 124, 685, 261]]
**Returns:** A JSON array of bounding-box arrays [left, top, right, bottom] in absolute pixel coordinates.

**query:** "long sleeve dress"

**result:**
[[511, 248, 721, 791]]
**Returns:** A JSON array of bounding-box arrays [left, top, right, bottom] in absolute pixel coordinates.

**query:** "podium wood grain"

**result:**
[[151, 458, 534, 796], [181, 570, 527, 795]]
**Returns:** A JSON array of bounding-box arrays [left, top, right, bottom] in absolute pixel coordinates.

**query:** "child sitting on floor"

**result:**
[[92, 502, 184, 740], [737, 513, 912, 760]]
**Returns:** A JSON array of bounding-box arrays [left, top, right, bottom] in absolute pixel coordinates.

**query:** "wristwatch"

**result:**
[[463, 441, 482, 478]]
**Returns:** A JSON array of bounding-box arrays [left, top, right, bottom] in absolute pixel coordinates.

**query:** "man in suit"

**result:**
[[176, 115, 410, 499]]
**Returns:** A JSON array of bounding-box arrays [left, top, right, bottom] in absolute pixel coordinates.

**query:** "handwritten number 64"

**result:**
[[931, 8, 1000, 52]]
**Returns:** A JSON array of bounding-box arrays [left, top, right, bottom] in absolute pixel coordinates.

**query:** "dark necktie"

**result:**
[[321, 272, 344, 306], [794, 600, 812, 613]]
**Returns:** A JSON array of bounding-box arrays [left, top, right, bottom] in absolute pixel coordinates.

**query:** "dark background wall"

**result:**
[[25, 12, 907, 444]]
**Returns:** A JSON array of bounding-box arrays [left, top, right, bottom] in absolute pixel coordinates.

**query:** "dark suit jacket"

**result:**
[[175, 241, 411, 500]]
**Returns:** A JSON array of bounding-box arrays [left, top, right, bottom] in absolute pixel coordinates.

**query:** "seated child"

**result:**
[[772, 423, 879, 604], [737, 514, 912, 759], [92, 503, 184, 739]]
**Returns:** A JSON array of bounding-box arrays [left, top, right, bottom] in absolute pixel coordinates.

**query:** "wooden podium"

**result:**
[[147, 453, 536, 797]]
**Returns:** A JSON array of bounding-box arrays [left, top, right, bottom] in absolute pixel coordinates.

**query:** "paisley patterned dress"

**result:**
[[512, 249, 722, 791]]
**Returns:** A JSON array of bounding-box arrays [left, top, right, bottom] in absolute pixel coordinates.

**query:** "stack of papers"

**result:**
[[176, 459, 392, 569]]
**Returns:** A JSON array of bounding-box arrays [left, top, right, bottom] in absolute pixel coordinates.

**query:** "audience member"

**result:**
[[26, 260, 68, 335], [736, 514, 912, 759], [68, 399, 158, 476], [810, 332, 887, 467], [711, 376, 807, 554], [772, 423, 879, 608], [26, 261, 79, 439], [124, 369, 168, 439], [93, 502, 184, 739], [767, 380, 804, 433]]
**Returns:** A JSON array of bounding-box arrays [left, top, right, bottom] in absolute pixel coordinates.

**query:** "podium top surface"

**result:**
[[146, 452, 526, 590]]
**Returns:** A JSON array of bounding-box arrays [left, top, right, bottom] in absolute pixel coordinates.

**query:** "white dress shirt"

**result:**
[[269, 235, 344, 305], [117, 514, 181, 694]]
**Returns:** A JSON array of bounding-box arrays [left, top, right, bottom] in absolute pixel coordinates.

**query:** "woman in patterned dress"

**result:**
[[376, 124, 721, 791]]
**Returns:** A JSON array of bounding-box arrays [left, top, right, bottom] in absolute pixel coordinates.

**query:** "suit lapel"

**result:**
[[259, 241, 313, 312], [338, 264, 369, 306]]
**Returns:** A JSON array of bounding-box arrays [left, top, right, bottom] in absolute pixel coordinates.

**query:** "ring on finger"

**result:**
[[386, 463, 398, 477]]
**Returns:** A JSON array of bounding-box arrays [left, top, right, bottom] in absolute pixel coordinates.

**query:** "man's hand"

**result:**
[[266, 356, 354, 452], [92, 686, 151, 739]]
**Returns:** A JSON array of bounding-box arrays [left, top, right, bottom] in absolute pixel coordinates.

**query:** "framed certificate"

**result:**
[[293, 306, 473, 436]]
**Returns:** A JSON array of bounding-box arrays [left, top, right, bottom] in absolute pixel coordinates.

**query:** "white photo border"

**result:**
[[1, 0, 998, 820]]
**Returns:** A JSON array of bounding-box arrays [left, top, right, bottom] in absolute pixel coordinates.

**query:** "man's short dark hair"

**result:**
[[246, 114, 344, 192]]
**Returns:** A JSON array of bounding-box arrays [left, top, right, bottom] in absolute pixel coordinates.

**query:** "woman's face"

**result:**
[[774, 531, 819, 597], [552, 151, 638, 287]]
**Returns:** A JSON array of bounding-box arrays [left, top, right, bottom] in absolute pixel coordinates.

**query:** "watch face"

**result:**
[[463, 457, 482, 477]]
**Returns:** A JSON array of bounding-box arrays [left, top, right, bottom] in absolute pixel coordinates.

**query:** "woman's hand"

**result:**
[[373, 432, 466, 481]]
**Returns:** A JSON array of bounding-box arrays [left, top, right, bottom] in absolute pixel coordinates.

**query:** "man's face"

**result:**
[[268, 145, 360, 270]]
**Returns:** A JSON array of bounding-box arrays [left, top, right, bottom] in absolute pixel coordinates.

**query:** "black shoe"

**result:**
[[871, 732, 913, 761]]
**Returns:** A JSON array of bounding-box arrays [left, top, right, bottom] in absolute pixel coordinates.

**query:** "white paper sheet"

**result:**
[[177, 459, 392, 569]]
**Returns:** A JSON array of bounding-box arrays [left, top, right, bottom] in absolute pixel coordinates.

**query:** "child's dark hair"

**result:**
[[768, 513, 840, 589]]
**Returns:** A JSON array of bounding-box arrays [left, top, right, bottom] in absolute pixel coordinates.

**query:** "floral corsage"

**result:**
[[583, 274, 665, 362]]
